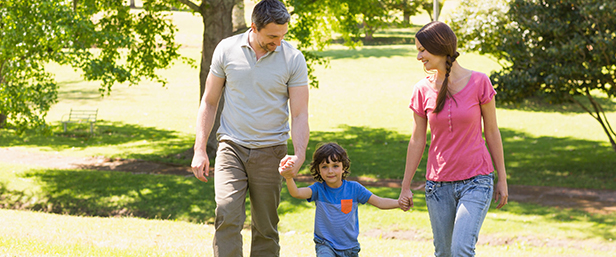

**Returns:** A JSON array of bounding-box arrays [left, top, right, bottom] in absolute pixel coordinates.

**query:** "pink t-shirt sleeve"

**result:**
[[409, 79, 429, 118], [478, 73, 496, 105]]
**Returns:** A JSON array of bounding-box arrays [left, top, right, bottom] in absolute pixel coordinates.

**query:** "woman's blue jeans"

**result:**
[[425, 173, 494, 257]]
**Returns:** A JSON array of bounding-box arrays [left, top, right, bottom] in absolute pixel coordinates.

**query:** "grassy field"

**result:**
[[1, 163, 615, 256], [1, 2, 616, 256]]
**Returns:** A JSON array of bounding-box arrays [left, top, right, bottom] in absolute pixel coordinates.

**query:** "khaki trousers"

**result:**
[[213, 140, 287, 257]]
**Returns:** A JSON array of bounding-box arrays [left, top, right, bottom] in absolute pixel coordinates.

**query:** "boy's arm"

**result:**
[[367, 194, 401, 210], [285, 178, 313, 200]]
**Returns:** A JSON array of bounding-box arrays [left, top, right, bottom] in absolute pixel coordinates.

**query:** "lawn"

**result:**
[[1, 164, 614, 256], [1, 2, 616, 256]]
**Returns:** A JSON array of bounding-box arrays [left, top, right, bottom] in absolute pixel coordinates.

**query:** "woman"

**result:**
[[398, 21, 509, 257]]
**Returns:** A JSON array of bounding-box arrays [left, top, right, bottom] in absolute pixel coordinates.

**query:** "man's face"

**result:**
[[251, 22, 288, 52]]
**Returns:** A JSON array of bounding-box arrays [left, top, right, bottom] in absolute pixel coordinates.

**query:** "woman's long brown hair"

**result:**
[[415, 21, 460, 113]]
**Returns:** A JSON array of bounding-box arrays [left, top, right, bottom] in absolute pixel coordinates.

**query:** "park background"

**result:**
[[1, 0, 615, 256]]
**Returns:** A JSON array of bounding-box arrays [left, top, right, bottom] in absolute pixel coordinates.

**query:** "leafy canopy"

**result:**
[[450, 0, 616, 151], [0, 0, 190, 133]]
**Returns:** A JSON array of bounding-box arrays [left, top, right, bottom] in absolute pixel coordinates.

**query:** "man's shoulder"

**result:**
[[218, 33, 246, 49], [279, 40, 304, 56]]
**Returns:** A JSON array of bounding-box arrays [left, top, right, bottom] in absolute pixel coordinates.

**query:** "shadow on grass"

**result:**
[[1, 124, 615, 228], [293, 125, 423, 180], [293, 125, 616, 190], [2, 123, 615, 189], [0, 168, 313, 225], [0, 169, 216, 223], [57, 80, 103, 101], [501, 128, 616, 189], [0, 120, 194, 165], [498, 201, 616, 242], [3, 168, 614, 242]]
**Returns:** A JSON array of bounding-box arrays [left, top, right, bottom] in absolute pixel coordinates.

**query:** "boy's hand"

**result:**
[[278, 156, 296, 179], [398, 190, 414, 211]]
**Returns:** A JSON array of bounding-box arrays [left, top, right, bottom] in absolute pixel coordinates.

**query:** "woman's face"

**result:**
[[415, 38, 447, 72]]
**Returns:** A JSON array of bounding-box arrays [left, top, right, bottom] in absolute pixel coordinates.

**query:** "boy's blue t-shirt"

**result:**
[[308, 180, 373, 250]]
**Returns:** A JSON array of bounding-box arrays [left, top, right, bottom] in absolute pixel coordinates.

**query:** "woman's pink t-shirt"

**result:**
[[409, 71, 495, 182]]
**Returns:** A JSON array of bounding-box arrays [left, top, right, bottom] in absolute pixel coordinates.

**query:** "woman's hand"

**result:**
[[493, 179, 509, 209], [398, 189, 414, 211]]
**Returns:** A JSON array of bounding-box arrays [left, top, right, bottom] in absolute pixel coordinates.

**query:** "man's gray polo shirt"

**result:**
[[210, 29, 308, 148]]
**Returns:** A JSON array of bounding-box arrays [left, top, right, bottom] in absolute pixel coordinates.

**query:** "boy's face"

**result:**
[[319, 157, 344, 188]]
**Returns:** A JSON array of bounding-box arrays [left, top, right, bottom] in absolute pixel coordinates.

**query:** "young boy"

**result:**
[[279, 142, 401, 257]]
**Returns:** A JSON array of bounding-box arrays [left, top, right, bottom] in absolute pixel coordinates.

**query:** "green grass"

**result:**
[[2, 3, 616, 256], [1, 165, 615, 256]]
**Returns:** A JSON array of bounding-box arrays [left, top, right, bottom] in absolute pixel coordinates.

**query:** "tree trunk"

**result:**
[[199, 0, 235, 159], [403, 11, 411, 25], [232, 0, 247, 32], [130, 0, 136, 8], [0, 113, 6, 128]]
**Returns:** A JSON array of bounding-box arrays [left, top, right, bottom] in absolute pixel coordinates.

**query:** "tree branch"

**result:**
[[585, 87, 616, 149], [570, 88, 597, 120], [175, 0, 201, 12]]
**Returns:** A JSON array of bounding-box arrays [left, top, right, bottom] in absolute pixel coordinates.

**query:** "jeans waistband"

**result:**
[[429, 173, 493, 185]]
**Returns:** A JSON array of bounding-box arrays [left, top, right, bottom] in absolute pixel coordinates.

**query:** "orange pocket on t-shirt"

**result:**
[[341, 199, 353, 214]]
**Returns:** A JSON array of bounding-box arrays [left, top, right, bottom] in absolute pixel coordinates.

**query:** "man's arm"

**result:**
[[282, 85, 309, 176], [191, 73, 225, 182]]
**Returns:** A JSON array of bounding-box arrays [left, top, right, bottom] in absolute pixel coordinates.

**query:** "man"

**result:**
[[190, 0, 309, 256]]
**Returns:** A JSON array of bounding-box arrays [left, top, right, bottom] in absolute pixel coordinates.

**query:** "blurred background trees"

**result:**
[[451, 0, 616, 151]]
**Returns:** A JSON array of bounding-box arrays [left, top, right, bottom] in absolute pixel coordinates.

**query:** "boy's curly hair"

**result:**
[[309, 142, 351, 182]]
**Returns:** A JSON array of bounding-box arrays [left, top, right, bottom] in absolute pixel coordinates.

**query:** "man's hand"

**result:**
[[191, 151, 210, 182], [279, 155, 302, 179]]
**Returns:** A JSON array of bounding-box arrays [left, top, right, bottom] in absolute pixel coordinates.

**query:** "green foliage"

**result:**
[[451, 0, 616, 151], [0, 0, 191, 133], [286, 0, 419, 87], [287, 0, 407, 46]]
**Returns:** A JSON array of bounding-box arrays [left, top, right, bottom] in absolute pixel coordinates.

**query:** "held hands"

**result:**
[[191, 151, 210, 182], [398, 189, 414, 212], [279, 155, 301, 179]]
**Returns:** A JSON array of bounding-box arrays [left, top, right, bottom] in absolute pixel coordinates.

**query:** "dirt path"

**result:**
[[2, 147, 616, 214]]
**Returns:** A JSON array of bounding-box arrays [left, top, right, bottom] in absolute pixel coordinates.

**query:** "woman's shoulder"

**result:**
[[469, 71, 490, 82], [413, 75, 435, 92]]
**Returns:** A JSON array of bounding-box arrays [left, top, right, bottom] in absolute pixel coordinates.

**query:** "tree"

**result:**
[[450, 0, 616, 152], [419, 0, 445, 21], [385, 0, 421, 26], [0, 0, 188, 133]]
